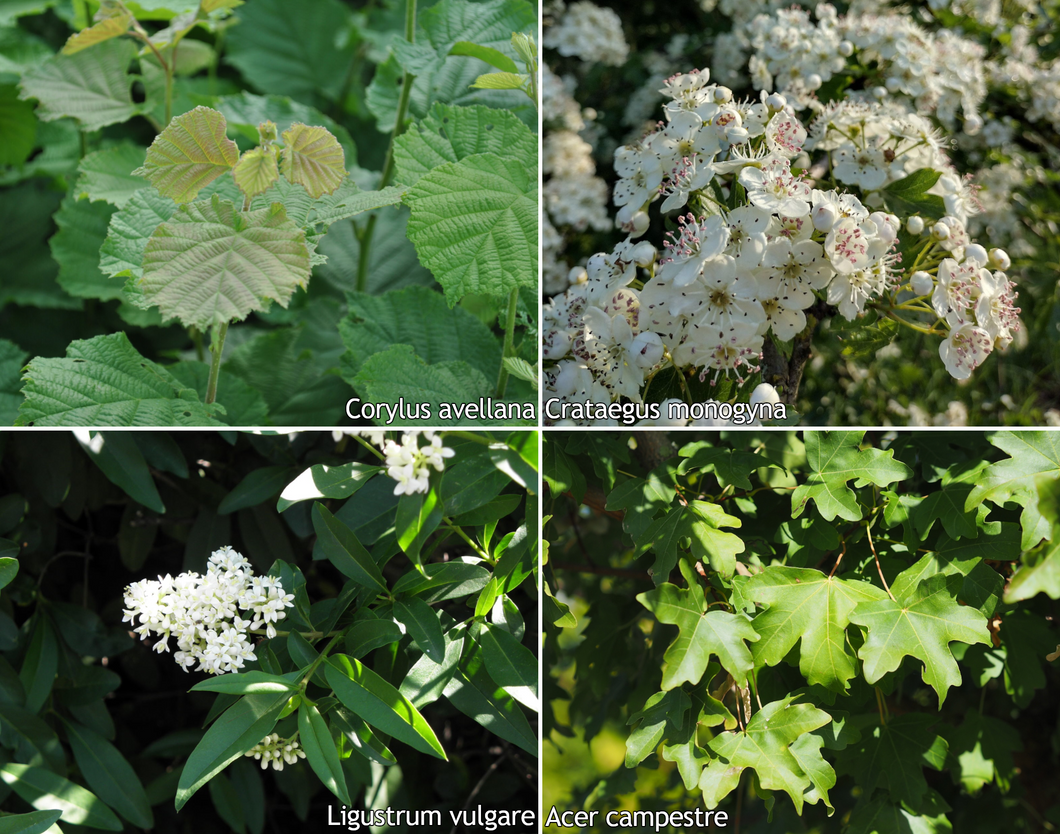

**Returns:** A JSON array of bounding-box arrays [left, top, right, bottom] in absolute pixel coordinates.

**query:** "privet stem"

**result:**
[[204, 322, 229, 405], [494, 286, 520, 398], [354, 0, 418, 293]]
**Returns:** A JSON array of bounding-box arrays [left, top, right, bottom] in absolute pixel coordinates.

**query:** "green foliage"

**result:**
[[0, 430, 537, 830], [544, 430, 1060, 832]]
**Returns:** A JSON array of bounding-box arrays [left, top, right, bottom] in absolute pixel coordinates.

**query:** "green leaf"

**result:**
[[207, 773, 244, 834], [395, 490, 442, 568], [0, 84, 37, 167], [394, 598, 445, 663], [339, 285, 501, 384], [943, 710, 1020, 795], [279, 123, 345, 199], [700, 696, 834, 815], [478, 624, 537, 711], [352, 345, 497, 426], [99, 187, 177, 280], [18, 39, 141, 131], [399, 625, 466, 709], [0, 557, 17, 590], [442, 638, 535, 754], [0, 809, 63, 834], [736, 566, 888, 692], [76, 430, 165, 512], [846, 796, 953, 834], [277, 462, 381, 512], [75, 143, 148, 209], [448, 42, 518, 72], [189, 671, 297, 695], [606, 470, 676, 543], [470, 71, 528, 90], [910, 483, 978, 541], [140, 195, 310, 329], [390, 562, 489, 602], [393, 103, 536, 187], [881, 168, 946, 218], [325, 654, 447, 760], [678, 441, 783, 490], [311, 503, 388, 594], [175, 691, 290, 811], [792, 432, 911, 522], [501, 357, 537, 389], [344, 616, 402, 659], [19, 613, 57, 714], [1005, 542, 1060, 603], [441, 455, 510, 516], [329, 709, 397, 767], [0, 701, 64, 772], [232, 146, 279, 200], [849, 572, 991, 704], [298, 703, 351, 806], [637, 583, 758, 690], [62, 9, 132, 55], [218, 466, 293, 515], [626, 689, 689, 768], [405, 153, 537, 305], [224, 0, 355, 101], [0, 764, 122, 830], [133, 106, 239, 204], [167, 362, 270, 427], [49, 192, 119, 301], [62, 720, 153, 829], [0, 339, 27, 426]]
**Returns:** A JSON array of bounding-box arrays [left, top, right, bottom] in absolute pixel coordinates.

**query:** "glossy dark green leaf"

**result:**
[[298, 703, 351, 805], [75, 431, 165, 513], [219, 466, 294, 515], [330, 708, 397, 766], [19, 613, 57, 714], [390, 562, 489, 602], [478, 624, 537, 711], [63, 719, 153, 828], [117, 503, 157, 572], [207, 772, 245, 834], [399, 625, 466, 709], [189, 671, 297, 695], [448, 494, 521, 526], [395, 489, 442, 567], [393, 598, 445, 663], [311, 503, 388, 594], [0, 763, 122, 830], [0, 809, 63, 834], [343, 616, 402, 658], [440, 456, 509, 516], [0, 701, 64, 772], [0, 557, 17, 590], [277, 463, 381, 512]]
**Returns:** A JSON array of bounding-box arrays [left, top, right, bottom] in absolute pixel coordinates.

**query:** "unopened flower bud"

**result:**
[[806, 73, 823, 91], [714, 85, 733, 103], [931, 222, 951, 241], [750, 382, 781, 408], [812, 202, 840, 232], [964, 243, 988, 265], [765, 93, 786, 110], [726, 126, 750, 144], [906, 216, 925, 235], [963, 114, 983, 135], [839, 40, 854, 57], [989, 248, 1011, 270], [631, 241, 656, 266], [872, 86, 888, 100], [910, 271, 933, 296], [568, 266, 588, 285]]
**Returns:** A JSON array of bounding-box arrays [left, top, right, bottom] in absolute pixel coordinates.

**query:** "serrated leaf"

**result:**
[[0, 764, 122, 830], [99, 187, 177, 279], [700, 696, 834, 815], [62, 10, 132, 54], [19, 38, 141, 131], [792, 432, 911, 522], [470, 71, 528, 90], [134, 106, 239, 203], [448, 42, 518, 72], [393, 103, 536, 186], [405, 152, 537, 305], [881, 168, 946, 218], [0, 340, 22, 425], [50, 191, 119, 300], [737, 566, 888, 692], [1005, 542, 1060, 602], [850, 572, 990, 704], [75, 143, 147, 208], [502, 357, 537, 388], [637, 582, 759, 689], [232, 146, 279, 200], [141, 195, 310, 329], [279, 123, 345, 198], [17, 332, 222, 426]]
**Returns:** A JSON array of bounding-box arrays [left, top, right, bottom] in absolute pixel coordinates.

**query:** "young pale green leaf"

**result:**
[[134, 106, 239, 203], [19, 38, 141, 131], [0, 763, 122, 830], [405, 153, 537, 305], [325, 654, 447, 760], [63, 720, 154, 829], [311, 503, 388, 594], [298, 703, 351, 806], [502, 357, 537, 389], [637, 583, 758, 690], [19, 613, 57, 714], [232, 146, 279, 200], [140, 196, 310, 330], [1005, 542, 1060, 603], [62, 8, 132, 54], [0, 557, 17, 590], [701, 696, 833, 815], [736, 566, 888, 692], [850, 572, 991, 705], [0, 809, 63, 834], [792, 432, 911, 522], [393, 103, 536, 187], [280, 123, 346, 198], [175, 690, 290, 810], [448, 42, 518, 72], [470, 71, 528, 90], [394, 490, 442, 568], [277, 462, 381, 512], [189, 671, 297, 695], [478, 624, 537, 711], [75, 143, 146, 209], [75, 430, 165, 513], [394, 598, 446, 663]]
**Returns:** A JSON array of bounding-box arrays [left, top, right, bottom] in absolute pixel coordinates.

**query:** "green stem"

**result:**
[[190, 327, 204, 362], [355, 0, 417, 293], [205, 322, 229, 405], [444, 522, 491, 563], [299, 631, 346, 689], [494, 286, 520, 398], [442, 430, 491, 446]]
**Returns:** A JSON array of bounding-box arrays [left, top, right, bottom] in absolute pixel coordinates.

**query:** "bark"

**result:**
[[760, 299, 834, 405]]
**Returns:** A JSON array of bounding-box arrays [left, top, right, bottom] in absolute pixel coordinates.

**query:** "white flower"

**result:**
[[245, 734, 306, 772], [832, 145, 889, 190], [939, 323, 992, 380], [382, 432, 455, 496], [738, 160, 811, 218]]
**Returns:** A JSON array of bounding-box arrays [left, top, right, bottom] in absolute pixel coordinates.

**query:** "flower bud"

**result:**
[[963, 243, 988, 265], [806, 73, 823, 91], [989, 248, 1011, 270], [885, 76, 902, 93], [910, 270, 933, 296], [931, 221, 951, 241], [839, 40, 854, 57], [963, 113, 983, 135], [750, 382, 781, 408], [631, 241, 656, 266], [714, 85, 733, 103], [765, 92, 786, 110], [906, 216, 925, 235], [872, 86, 888, 100], [726, 126, 750, 144], [568, 266, 588, 285], [812, 202, 840, 232]]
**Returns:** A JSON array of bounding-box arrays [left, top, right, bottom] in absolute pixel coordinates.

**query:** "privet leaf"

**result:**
[[18, 38, 141, 131], [140, 195, 310, 329], [0, 764, 122, 830], [63, 720, 154, 829], [134, 106, 239, 204], [232, 146, 279, 200], [298, 703, 351, 806], [280, 123, 345, 198], [405, 153, 537, 305]]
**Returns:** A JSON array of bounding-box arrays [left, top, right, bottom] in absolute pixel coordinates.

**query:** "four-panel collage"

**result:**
[[0, 0, 1058, 832]]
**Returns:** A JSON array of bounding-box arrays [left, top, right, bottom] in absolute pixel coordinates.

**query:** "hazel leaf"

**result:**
[[134, 106, 239, 204]]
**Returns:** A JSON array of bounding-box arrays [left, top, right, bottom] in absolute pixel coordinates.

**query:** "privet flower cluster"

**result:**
[[245, 734, 306, 772], [122, 547, 295, 675], [342, 430, 455, 496], [542, 69, 1020, 421]]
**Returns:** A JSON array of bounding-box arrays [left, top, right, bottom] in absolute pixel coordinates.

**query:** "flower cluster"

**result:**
[[542, 69, 1020, 422], [245, 734, 306, 771], [345, 431, 455, 496], [122, 547, 295, 675], [543, 0, 629, 65]]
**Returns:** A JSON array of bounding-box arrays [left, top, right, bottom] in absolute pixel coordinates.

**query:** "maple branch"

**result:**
[[828, 538, 847, 579], [866, 519, 895, 600]]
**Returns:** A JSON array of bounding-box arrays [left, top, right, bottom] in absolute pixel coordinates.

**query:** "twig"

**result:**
[[866, 520, 894, 600], [450, 749, 508, 834]]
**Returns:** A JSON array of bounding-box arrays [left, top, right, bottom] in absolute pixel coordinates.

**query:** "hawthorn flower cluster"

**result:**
[[122, 547, 295, 675], [543, 0, 629, 65], [542, 68, 1021, 421], [245, 734, 306, 771]]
